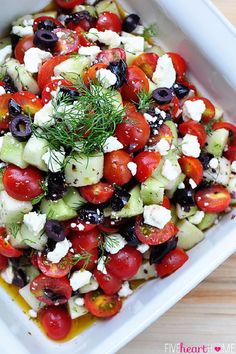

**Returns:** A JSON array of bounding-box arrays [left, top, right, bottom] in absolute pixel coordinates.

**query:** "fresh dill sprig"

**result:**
[[137, 89, 154, 111], [8, 223, 21, 238], [143, 23, 158, 41], [205, 120, 214, 135], [31, 178, 48, 206], [71, 253, 91, 269]]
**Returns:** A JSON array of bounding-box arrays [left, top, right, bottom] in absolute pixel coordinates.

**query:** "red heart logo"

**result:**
[[214, 347, 221, 352]]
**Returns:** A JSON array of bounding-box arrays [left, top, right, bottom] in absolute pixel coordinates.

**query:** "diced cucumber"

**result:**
[[131, 261, 157, 280], [23, 135, 48, 172], [165, 120, 178, 147], [198, 213, 218, 231], [228, 176, 236, 204], [206, 128, 229, 157], [140, 177, 164, 205], [0, 191, 32, 224], [151, 170, 169, 188], [126, 51, 141, 66], [171, 206, 178, 224], [73, 5, 97, 17], [67, 296, 88, 320], [112, 186, 143, 218], [203, 157, 231, 186], [0, 134, 28, 168], [21, 224, 48, 251], [54, 56, 90, 83], [40, 198, 77, 221], [79, 277, 99, 294], [176, 204, 198, 220], [148, 78, 158, 94], [95, 0, 120, 17], [146, 45, 165, 56], [24, 265, 40, 282], [63, 188, 86, 209], [19, 284, 43, 311], [0, 37, 11, 50], [165, 173, 185, 198], [6, 225, 28, 249], [65, 153, 104, 187], [177, 219, 204, 250]]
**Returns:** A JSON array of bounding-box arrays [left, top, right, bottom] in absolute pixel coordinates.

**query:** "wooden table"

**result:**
[[119, 1, 236, 353]]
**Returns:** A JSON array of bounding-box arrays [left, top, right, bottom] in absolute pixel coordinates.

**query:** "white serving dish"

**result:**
[[0, 1, 236, 354]]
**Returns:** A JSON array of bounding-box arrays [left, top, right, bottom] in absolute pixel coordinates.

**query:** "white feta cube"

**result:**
[[103, 136, 124, 153], [97, 256, 107, 275], [152, 54, 176, 88], [24, 47, 52, 74], [121, 35, 144, 53], [162, 159, 181, 181], [182, 99, 206, 122], [127, 162, 137, 176], [0, 45, 12, 65], [47, 238, 72, 264], [23, 212, 46, 236], [96, 68, 117, 88], [118, 281, 133, 297], [153, 138, 170, 156], [42, 147, 65, 173], [70, 270, 92, 291], [34, 100, 55, 127], [78, 45, 101, 62], [12, 25, 33, 37], [137, 244, 150, 254], [1, 265, 14, 284], [181, 134, 201, 158], [188, 211, 205, 225], [104, 234, 127, 254], [143, 204, 171, 229]]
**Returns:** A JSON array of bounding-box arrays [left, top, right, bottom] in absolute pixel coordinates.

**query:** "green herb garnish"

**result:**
[[31, 178, 48, 206], [143, 23, 158, 41], [137, 89, 154, 111], [8, 223, 21, 238]]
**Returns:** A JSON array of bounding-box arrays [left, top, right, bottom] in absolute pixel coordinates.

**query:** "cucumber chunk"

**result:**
[[165, 120, 178, 147], [0, 37, 11, 50], [54, 56, 90, 83], [67, 296, 88, 320], [203, 157, 231, 186], [131, 261, 157, 280], [73, 5, 97, 17], [95, 0, 120, 17], [206, 128, 229, 157], [112, 186, 143, 218], [0, 134, 28, 168], [146, 45, 165, 56], [0, 191, 32, 224], [23, 134, 48, 172], [63, 188, 86, 209], [19, 284, 43, 311], [40, 198, 77, 221], [24, 265, 40, 282], [20, 224, 47, 251], [176, 204, 198, 220], [6, 224, 28, 249], [198, 213, 218, 231], [177, 219, 204, 250], [140, 177, 164, 205]]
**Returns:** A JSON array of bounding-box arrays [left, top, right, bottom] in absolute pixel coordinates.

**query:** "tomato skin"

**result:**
[[115, 112, 150, 153], [224, 145, 236, 162], [14, 35, 34, 64], [179, 120, 206, 147], [69, 229, 101, 251], [41, 79, 74, 105], [37, 252, 73, 278], [213, 121, 236, 146], [134, 151, 161, 183], [133, 53, 159, 79], [96, 12, 122, 33], [123, 101, 137, 115], [38, 55, 69, 90], [167, 52, 186, 79], [74, 26, 93, 46], [179, 156, 203, 185], [135, 216, 179, 246], [0, 93, 14, 130], [79, 182, 114, 204], [189, 97, 215, 123], [83, 63, 107, 85], [0, 254, 8, 270], [103, 150, 132, 186], [148, 123, 173, 147], [39, 306, 72, 340], [3, 165, 43, 202], [55, 0, 85, 9], [93, 269, 122, 295], [106, 245, 142, 280], [53, 28, 79, 56], [161, 196, 171, 210], [0, 228, 22, 258], [33, 16, 64, 32], [96, 48, 126, 65], [121, 66, 149, 103], [98, 217, 125, 234], [84, 290, 122, 318], [155, 248, 189, 278], [13, 92, 43, 115], [73, 247, 98, 271], [195, 184, 231, 213]]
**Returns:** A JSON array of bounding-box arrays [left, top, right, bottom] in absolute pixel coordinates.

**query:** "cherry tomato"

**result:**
[[167, 52, 186, 79], [30, 274, 72, 305], [13, 92, 43, 115], [135, 216, 178, 246], [155, 248, 189, 278], [213, 121, 236, 145], [98, 217, 125, 234], [121, 66, 149, 103], [67, 15, 95, 32], [70, 233, 99, 270], [0, 228, 22, 258], [224, 145, 236, 162], [93, 269, 122, 295], [14, 35, 34, 64], [55, 0, 85, 9], [96, 48, 126, 65], [106, 245, 142, 280], [189, 97, 215, 123], [53, 28, 79, 56], [73, 247, 99, 271], [83, 63, 107, 85], [3, 165, 43, 202], [31, 252, 38, 267], [133, 53, 159, 79], [74, 26, 93, 47], [96, 12, 122, 33], [179, 156, 203, 185], [157, 96, 180, 121], [0, 93, 14, 130], [123, 101, 137, 115], [79, 182, 114, 204], [69, 228, 101, 251], [41, 79, 74, 104], [33, 16, 64, 32], [0, 254, 8, 270], [161, 196, 171, 210], [39, 306, 72, 340], [177, 78, 197, 96], [38, 55, 69, 90], [195, 184, 231, 213], [148, 123, 173, 147], [179, 120, 207, 147], [84, 290, 122, 318], [103, 150, 132, 185], [134, 151, 161, 183], [115, 112, 150, 153], [69, 218, 97, 233], [37, 252, 73, 278]]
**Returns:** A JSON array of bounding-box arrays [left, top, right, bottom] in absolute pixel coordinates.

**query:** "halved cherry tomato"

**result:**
[[37, 252, 73, 278], [73, 247, 99, 271], [96, 12, 122, 33], [167, 52, 186, 79], [103, 150, 132, 185], [96, 48, 126, 65], [30, 274, 72, 305], [13, 92, 43, 115], [224, 145, 236, 162], [0, 228, 22, 258], [41, 79, 74, 104], [177, 78, 197, 96], [134, 151, 161, 183], [213, 121, 236, 144], [53, 28, 79, 55], [148, 123, 173, 147], [195, 184, 231, 213], [79, 182, 114, 204], [83, 63, 107, 85], [70, 231, 99, 270], [179, 156, 203, 185], [33, 16, 64, 32], [115, 112, 150, 153], [93, 269, 122, 295], [0, 93, 14, 130], [189, 97, 215, 123], [135, 216, 178, 246], [106, 245, 142, 280], [55, 0, 85, 9], [69, 228, 101, 251], [38, 55, 69, 90], [179, 120, 207, 147], [133, 53, 159, 79], [3, 165, 43, 202], [74, 26, 93, 47], [14, 35, 34, 64], [121, 66, 149, 103], [155, 247, 189, 278], [123, 100, 137, 115], [0, 254, 8, 270], [84, 290, 122, 318], [161, 196, 171, 210], [98, 217, 125, 234], [31, 252, 38, 267], [39, 306, 72, 340], [157, 96, 180, 120], [69, 219, 97, 233]]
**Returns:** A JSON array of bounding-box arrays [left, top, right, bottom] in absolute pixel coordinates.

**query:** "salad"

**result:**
[[0, 0, 235, 341]]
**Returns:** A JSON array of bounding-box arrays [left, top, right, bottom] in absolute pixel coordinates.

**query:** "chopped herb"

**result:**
[[8, 223, 21, 238], [143, 23, 158, 41], [71, 253, 91, 269], [31, 178, 48, 205], [137, 89, 154, 111]]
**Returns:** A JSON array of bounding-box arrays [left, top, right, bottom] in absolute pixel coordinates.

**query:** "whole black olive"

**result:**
[[152, 87, 174, 105], [59, 86, 80, 102], [173, 83, 190, 99], [45, 220, 66, 242], [198, 152, 214, 170], [8, 98, 21, 116], [107, 60, 127, 89], [122, 14, 140, 33], [10, 33, 20, 50], [110, 188, 131, 212], [9, 114, 32, 142], [120, 221, 140, 246], [172, 187, 195, 211], [78, 205, 104, 225], [46, 172, 67, 201], [12, 269, 27, 288], [34, 29, 58, 51], [149, 237, 178, 264], [38, 19, 59, 32], [65, 11, 95, 29]]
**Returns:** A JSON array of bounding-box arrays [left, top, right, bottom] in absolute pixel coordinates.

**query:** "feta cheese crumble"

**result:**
[[78, 45, 101, 62], [121, 35, 144, 53], [1, 265, 14, 284], [47, 238, 72, 264], [12, 25, 33, 37], [74, 297, 85, 307], [70, 270, 92, 291], [104, 234, 127, 254], [103, 136, 124, 153], [127, 162, 137, 176], [153, 138, 170, 156], [97, 256, 107, 275], [0, 86, 6, 95], [86, 29, 121, 48], [152, 54, 176, 88], [34, 100, 55, 127], [188, 211, 205, 225], [209, 158, 219, 170], [162, 159, 181, 181], [182, 134, 201, 158], [28, 309, 37, 318], [96, 68, 117, 88], [189, 178, 197, 189], [182, 99, 206, 122], [231, 161, 236, 173], [137, 244, 150, 254], [0, 45, 12, 65], [42, 147, 65, 173], [118, 281, 133, 297], [143, 205, 172, 229], [24, 48, 52, 74], [23, 212, 46, 235], [178, 182, 185, 189]]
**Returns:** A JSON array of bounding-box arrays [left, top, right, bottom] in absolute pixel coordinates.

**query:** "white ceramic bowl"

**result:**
[[0, 1, 236, 354]]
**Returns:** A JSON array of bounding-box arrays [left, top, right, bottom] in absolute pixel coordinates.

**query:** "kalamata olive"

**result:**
[[12, 269, 27, 288], [10, 33, 20, 50], [38, 19, 58, 31], [33, 29, 58, 51], [78, 205, 104, 225], [44, 289, 67, 303], [122, 14, 140, 33], [3, 75, 18, 93], [172, 187, 195, 211], [149, 237, 178, 264], [57, 14, 70, 26], [152, 87, 174, 105], [65, 11, 95, 29], [9, 114, 32, 142], [59, 86, 80, 102], [198, 152, 214, 170], [46, 172, 67, 201], [110, 188, 131, 212], [119, 221, 140, 246], [45, 220, 66, 242], [107, 60, 127, 89], [173, 83, 190, 99], [8, 98, 21, 116]]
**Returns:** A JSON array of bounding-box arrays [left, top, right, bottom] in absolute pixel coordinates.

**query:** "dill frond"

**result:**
[[137, 89, 154, 111], [143, 23, 158, 41]]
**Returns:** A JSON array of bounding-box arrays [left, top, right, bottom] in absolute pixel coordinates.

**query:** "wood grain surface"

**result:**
[[119, 2, 236, 353]]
